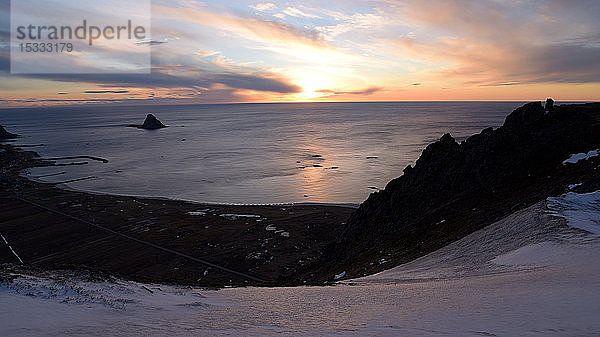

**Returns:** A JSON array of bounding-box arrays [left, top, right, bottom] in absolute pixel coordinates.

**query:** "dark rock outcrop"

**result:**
[[302, 102, 600, 283], [129, 114, 167, 129], [545, 98, 554, 110], [0, 125, 19, 139]]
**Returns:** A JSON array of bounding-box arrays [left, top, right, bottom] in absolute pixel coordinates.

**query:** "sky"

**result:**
[[0, 0, 599, 106]]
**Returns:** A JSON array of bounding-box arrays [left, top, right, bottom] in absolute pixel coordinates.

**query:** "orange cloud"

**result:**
[[388, 0, 600, 86]]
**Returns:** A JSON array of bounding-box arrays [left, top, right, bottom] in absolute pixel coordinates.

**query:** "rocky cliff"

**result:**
[[302, 101, 600, 283]]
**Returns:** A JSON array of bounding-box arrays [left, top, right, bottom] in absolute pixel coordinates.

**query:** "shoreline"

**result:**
[[22, 172, 361, 209], [3, 101, 599, 288], [1, 141, 355, 287]]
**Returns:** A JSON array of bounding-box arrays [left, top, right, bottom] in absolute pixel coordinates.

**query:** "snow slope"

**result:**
[[2, 192, 600, 336]]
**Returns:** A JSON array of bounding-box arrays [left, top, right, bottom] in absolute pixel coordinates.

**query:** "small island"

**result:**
[[128, 114, 168, 130]]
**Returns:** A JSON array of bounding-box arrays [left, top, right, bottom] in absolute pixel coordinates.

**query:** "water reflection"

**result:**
[[2, 102, 521, 204]]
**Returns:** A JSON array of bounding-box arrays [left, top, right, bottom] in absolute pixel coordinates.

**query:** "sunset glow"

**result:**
[[1, 0, 599, 106]]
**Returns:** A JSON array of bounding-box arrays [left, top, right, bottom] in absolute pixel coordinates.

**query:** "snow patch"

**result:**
[[562, 149, 599, 165], [547, 191, 600, 235], [492, 242, 563, 267], [333, 271, 346, 280], [1, 234, 24, 264], [187, 211, 206, 216], [220, 214, 261, 220]]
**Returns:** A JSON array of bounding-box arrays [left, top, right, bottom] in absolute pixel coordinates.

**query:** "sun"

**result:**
[[293, 72, 332, 100]]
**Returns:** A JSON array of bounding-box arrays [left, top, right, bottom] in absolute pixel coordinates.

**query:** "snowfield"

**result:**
[[548, 191, 600, 235], [2, 192, 600, 336]]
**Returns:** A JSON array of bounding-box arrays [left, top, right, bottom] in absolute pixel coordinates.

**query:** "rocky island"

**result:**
[[128, 114, 168, 129]]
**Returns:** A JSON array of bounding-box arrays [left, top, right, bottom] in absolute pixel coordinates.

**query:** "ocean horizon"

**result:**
[[0, 101, 554, 204]]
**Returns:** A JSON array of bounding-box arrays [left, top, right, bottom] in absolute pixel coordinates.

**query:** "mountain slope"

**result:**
[[300, 101, 600, 283]]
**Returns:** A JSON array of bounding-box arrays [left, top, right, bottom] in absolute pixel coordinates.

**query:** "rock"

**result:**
[[545, 98, 554, 110], [0, 125, 20, 139], [129, 114, 167, 129], [314, 102, 600, 282]]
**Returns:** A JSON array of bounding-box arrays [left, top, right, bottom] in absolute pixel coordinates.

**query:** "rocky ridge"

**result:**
[[302, 101, 600, 283]]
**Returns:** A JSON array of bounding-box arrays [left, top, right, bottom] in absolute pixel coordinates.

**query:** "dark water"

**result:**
[[0, 102, 524, 204]]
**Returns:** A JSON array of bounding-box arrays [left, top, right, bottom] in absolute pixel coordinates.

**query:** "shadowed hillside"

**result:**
[[301, 102, 600, 283]]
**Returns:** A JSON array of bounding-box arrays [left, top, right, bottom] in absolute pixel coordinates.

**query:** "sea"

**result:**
[[0, 102, 527, 205]]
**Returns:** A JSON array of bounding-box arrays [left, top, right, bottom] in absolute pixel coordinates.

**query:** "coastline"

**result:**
[[0, 142, 354, 287], [2, 102, 599, 288]]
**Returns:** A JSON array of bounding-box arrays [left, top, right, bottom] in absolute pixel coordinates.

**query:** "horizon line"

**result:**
[[1, 99, 597, 110]]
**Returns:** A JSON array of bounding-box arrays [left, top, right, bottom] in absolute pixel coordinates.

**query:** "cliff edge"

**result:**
[[302, 101, 600, 283]]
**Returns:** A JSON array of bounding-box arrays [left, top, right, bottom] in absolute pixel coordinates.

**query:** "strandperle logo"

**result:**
[[11, 0, 151, 74], [15, 20, 147, 46]]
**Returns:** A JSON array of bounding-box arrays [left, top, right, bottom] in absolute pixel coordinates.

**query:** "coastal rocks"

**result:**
[[129, 114, 167, 129], [312, 101, 600, 282], [0, 125, 20, 139], [545, 98, 554, 111]]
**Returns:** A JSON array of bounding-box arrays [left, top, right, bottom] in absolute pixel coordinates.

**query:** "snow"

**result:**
[[1, 234, 24, 264], [2, 199, 600, 336], [186, 211, 206, 216], [568, 183, 582, 189], [264, 225, 289, 237], [219, 214, 261, 220], [547, 190, 600, 235], [333, 271, 346, 280], [491, 241, 588, 267], [0, 269, 230, 336], [562, 149, 599, 165]]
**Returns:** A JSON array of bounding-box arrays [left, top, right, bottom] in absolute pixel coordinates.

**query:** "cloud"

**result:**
[[388, 0, 600, 85], [135, 40, 168, 46], [84, 90, 130, 94], [0, 97, 152, 104], [314, 12, 385, 40], [156, 4, 324, 47], [282, 7, 320, 19], [250, 3, 276, 12], [28, 67, 301, 93], [154, 4, 362, 66], [196, 50, 221, 58], [210, 73, 300, 93], [317, 87, 382, 95]]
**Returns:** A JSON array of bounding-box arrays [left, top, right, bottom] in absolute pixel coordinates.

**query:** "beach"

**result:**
[[1, 142, 353, 286]]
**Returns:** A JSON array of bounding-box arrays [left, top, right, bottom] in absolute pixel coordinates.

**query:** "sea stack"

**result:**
[[131, 114, 167, 129], [0, 125, 19, 139]]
